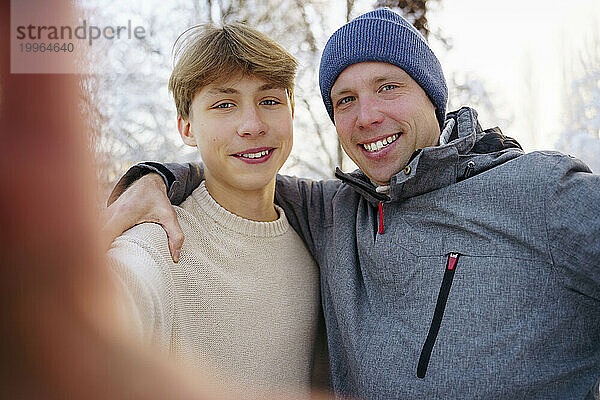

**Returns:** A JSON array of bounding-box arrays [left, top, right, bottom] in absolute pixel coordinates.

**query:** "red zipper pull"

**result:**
[[378, 201, 384, 234], [447, 253, 459, 270]]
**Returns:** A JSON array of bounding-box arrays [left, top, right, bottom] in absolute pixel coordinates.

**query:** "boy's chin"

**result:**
[[230, 174, 277, 192]]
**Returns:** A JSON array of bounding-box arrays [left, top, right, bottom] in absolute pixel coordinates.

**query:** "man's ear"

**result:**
[[177, 116, 197, 147]]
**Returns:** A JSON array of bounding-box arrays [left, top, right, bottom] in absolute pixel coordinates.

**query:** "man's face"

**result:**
[[179, 75, 293, 193], [331, 62, 440, 185]]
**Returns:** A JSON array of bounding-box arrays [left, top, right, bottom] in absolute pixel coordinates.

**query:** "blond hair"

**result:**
[[169, 23, 298, 120]]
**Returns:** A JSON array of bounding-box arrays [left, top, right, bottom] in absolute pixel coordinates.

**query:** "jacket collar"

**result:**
[[335, 107, 487, 206]]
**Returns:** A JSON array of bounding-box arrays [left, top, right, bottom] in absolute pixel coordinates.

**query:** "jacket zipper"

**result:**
[[463, 161, 475, 180], [417, 252, 460, 379], [378, 201, 384, 234]]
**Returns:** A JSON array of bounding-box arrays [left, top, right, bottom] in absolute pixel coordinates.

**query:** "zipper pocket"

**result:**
[[417, 252, 460, 379]]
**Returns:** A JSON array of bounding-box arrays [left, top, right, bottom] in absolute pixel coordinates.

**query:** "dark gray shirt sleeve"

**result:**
[[275, 175, 342, 259], [107, 162, 203, 206], [546, 155, 600, 300]]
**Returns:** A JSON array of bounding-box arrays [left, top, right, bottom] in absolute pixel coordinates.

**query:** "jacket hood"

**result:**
[[335, 107, 524, 206]]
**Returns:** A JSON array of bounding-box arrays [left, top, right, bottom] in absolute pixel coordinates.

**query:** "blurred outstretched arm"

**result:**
[[0, 2, 328, 399]]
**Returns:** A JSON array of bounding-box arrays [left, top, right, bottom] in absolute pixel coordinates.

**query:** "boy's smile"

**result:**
[[231, 146, 276, 163]]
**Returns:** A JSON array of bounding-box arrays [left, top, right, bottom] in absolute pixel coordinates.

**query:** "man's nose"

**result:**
[[357, 96, 383, 129], [237, 106, 266, 137]]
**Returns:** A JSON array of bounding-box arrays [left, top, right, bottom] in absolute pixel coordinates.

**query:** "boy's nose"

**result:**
[[237, 106, 266, 137]]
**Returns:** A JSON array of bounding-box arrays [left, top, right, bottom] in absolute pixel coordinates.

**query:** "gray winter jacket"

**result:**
[[115, 107, 600, 399]]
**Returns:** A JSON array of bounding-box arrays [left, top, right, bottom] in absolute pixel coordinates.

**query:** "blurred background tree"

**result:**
[[556, 31, 600, 172], [374, 0, 433, 38]]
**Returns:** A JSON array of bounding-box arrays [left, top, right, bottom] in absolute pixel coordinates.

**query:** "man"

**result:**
[[106, 9, 600, 399], [107, 23, 326, 396]]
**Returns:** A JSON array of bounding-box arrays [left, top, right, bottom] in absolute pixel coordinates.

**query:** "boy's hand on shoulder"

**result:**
[[102, 173, 184, 262]]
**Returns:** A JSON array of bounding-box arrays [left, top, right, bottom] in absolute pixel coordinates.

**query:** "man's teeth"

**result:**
[[240, 149, 270, 159], [362, 134, 399, 152]]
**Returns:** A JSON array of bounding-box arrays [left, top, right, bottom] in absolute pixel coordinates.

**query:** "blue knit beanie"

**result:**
[[319, 8, 448, 129]]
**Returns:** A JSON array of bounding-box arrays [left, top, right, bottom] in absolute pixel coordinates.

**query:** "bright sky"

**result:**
[[427, 0, 600, 150]]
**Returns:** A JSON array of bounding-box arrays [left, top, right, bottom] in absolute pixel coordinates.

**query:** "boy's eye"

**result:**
[[213, 102, 235, 109], [260, 99, 281, 106], [337, 96, 355, 106]]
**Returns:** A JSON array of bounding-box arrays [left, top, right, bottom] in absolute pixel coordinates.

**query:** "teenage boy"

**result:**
[[107, 23, 325, 395], [107, 9, 600, 400]]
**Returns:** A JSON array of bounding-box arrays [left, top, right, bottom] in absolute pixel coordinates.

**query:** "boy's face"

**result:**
[[179, 75, 293, 194]]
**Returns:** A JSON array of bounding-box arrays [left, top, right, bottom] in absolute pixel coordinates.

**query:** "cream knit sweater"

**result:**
[[108, 182, 322, 394]]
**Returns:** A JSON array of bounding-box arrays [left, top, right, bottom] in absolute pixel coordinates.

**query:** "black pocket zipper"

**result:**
[[417, 252, 460, 379]]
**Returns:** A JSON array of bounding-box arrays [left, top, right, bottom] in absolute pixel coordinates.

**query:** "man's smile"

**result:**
[[359, 133, 402, 153]]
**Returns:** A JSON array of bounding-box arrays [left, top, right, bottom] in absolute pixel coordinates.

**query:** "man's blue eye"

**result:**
[[381, 84, 397, 91], [338, 96, 355, 105]]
